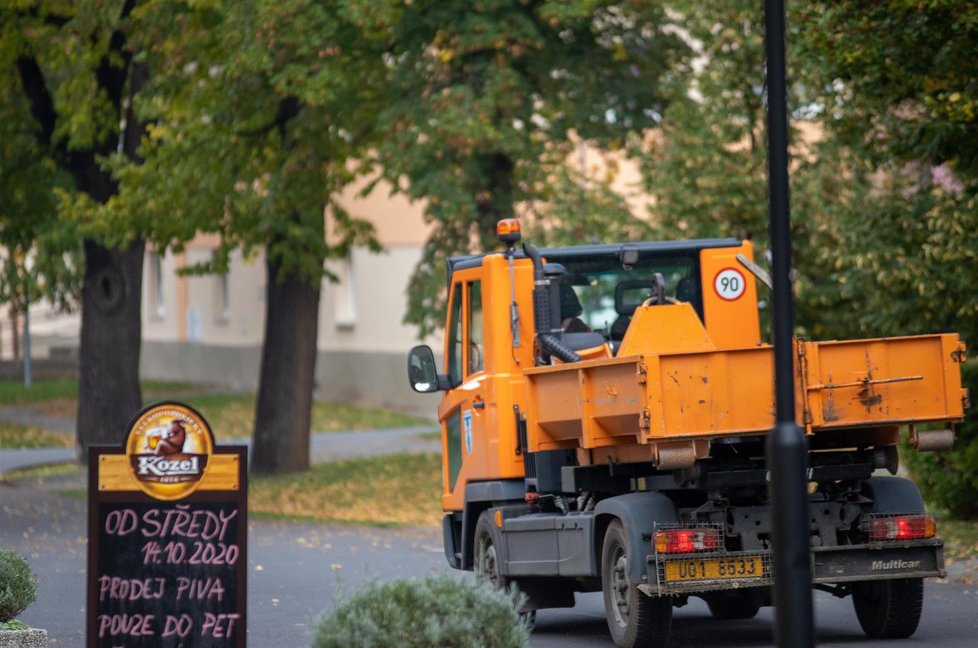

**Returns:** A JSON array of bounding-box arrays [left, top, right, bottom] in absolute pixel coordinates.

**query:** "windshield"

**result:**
[[559, 255, 700, 335]]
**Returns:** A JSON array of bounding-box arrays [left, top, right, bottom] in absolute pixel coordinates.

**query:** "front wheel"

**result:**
[[852, 578, 923, 638], [474, 512, 536, 630], [601, 521, 671, 648]]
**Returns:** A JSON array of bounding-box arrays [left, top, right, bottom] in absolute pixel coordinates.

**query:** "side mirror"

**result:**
[[407, 345, 444, 393]]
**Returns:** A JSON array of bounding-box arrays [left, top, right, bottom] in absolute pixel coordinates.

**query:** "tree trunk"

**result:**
[[76, 239, 144, 452], [475, 152, 515, 245], [251, 254, 321, 475]]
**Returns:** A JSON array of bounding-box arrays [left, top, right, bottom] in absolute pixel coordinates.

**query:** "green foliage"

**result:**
[[640, 0, 770, 243], [313, 574, 529, 648], [792, 1, 978, 346], [0, 550, 37, 623], [0, 2, 84, 312], [0, 619, 30, 631], [639, 1, 978, 350], [525, 162, 654, 247], [903, 362, 978, 520], [795, 1, 978, 177], [635, 1, 849, 340], [96, 0, 384, 285], [375, 0, 687, 335]]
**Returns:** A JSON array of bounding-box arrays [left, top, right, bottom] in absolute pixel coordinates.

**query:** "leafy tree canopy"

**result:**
[[374, 0, 687, 335], [92, 0, 384, 280], [797, 1, 978, 177], [640, 0, 770, 243], [795, 1, 978, 345], [0, 0, 125, 312]]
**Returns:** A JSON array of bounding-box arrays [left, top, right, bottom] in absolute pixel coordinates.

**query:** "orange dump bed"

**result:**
[[523, 303, 967, 468]]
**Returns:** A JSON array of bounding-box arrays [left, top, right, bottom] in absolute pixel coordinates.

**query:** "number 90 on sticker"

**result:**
[[713, 268, 746, 301]]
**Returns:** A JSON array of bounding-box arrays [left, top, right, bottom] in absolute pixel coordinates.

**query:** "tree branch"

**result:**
[[15, 56, 61, 152], [235, 96, 302, 138]]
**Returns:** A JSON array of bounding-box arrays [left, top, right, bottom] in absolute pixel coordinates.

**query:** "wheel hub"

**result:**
[[611, 549, 630, 626]]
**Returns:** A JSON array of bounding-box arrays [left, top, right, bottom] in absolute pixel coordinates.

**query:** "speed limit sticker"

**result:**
[[714, 268, 746, 301]]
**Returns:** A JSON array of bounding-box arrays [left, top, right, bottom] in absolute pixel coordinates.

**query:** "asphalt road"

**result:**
[[3, 477, 977, 647]]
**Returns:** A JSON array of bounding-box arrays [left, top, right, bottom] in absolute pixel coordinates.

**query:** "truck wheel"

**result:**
[[706, 593, 760, 620], [852, 578, 923, 639], [474, 513, 505, 588], [601, 521, 671, 648], [474, 512, 536, 630]]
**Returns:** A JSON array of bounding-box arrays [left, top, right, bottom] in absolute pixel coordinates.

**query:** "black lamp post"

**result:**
[[763, 1, 816, 646]]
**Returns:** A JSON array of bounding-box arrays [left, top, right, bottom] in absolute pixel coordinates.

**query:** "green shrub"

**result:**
[[312, 574, 530, 648], [0, 620, 29, 631], [904, 361, 978, 519], [0, 550, 37, 623]]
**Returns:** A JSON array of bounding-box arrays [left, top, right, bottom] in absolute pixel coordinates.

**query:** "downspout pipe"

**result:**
[[522, 243, 580, 365]]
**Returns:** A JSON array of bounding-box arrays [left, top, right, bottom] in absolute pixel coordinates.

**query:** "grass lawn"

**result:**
[[0, 462, 83, 482], [173, 393, 429, 440], [249, 453, 442, 527], [0, 377, 80, 404], [0, 378, 195, 405], [5, 454, 444, 527], [0, 421, 73, 448], [0, 378, 431, 446]]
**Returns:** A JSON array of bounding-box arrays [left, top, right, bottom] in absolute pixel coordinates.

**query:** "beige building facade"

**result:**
[[138, 145, 656, 418], [139, 179, 443, 418]]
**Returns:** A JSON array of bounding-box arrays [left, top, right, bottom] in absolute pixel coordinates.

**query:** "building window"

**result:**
[[334, 252, 357, 329], [149, 253, 165, 318], [215, 263, 230, 324]]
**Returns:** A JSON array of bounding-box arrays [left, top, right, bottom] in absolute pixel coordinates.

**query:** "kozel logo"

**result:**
[[126, 403, 213, 500]]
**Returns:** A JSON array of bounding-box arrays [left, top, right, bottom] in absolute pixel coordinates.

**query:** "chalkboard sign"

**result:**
[[87, 402, 247, 648]]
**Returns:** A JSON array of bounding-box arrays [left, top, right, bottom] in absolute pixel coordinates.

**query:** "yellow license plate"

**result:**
[[663, 556, 764, 582]]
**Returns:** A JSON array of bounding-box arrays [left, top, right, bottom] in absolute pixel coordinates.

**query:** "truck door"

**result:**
[[439, 273, 487, 512]]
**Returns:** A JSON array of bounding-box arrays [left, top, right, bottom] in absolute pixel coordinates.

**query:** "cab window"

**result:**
[[447, 287, 463, 386], [467, 281, 484, 376]]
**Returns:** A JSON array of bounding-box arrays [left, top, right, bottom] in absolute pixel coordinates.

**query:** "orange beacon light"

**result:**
[[496, 218, 521, 247]]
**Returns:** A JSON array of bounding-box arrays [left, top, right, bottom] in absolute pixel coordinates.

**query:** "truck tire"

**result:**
[[601, 520, 671, 648], [705, 593, 760, 620], [474, 512, 536, 629], [852, 578, 923, 639]]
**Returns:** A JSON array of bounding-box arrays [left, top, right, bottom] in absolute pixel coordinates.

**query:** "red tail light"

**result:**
[[869, 515, 936, 542], [654, 528, 721, 554]]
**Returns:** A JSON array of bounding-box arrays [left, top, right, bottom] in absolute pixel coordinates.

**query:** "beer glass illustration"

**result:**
[[145, 426, 164, 452]]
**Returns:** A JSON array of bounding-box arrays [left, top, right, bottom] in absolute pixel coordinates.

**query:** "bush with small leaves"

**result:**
[[313, 574, 529, 648], [903, 361, 978, 520], [0, 550, 37, 624]]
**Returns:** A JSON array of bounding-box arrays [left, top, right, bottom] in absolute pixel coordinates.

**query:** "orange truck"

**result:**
[[407, 220, 967, 648]]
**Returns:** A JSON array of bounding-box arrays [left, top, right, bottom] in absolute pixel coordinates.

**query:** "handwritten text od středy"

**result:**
[[104, 504, 236, 543]]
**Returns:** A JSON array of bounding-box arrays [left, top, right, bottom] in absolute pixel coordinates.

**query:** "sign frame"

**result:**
[[86, 402, 248, 648]]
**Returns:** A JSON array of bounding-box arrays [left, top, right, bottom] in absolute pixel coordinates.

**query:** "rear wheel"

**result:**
[[474, 512, 536, 630], [852, 578, 923, 638], [601, 521, 671, 648]]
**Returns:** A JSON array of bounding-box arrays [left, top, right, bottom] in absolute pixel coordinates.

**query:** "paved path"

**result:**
[[0, 446, 77, 474], [0, 404, 76, 434], [5, 407, 978, 647], [3, 478, 977, 648]]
